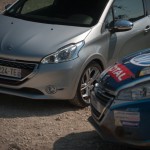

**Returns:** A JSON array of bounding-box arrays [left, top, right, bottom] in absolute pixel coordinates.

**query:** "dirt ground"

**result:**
[[0, 95, 135, 150], [0, 1, 137, 150], [0, 0, 15, 11]]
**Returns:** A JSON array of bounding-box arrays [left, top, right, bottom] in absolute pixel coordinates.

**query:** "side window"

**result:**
[[105, 9, 114, 29], [102, 8, 113, 32], [145, 0, 150, 15], [113, 0, 145, 22]]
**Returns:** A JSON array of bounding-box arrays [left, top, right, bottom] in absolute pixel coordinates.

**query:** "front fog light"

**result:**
[[46, 85, 57, 94]]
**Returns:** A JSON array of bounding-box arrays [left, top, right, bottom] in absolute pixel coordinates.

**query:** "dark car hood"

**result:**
[[0, 15, 91, 62], [100, 49, 150, 92]]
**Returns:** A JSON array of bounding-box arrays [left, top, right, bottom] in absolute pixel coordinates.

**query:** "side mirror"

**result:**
[[109, 20, 133, 32], [5, 4, 12, 10]]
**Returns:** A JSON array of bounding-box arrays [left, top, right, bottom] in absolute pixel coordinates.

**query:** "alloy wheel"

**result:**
[[80, 66, 101, 104]]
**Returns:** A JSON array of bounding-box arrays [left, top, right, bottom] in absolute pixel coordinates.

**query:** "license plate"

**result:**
[[0, 65, 21, 78]]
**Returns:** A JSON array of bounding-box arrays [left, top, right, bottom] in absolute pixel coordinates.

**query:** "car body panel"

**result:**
[[0, 56, 87, 100], [0, 15, 91, 62], [0, 0, 150, 102], [90, 49, 150, 147]]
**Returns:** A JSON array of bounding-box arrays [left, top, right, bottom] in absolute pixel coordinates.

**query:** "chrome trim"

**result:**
[[92, 98, 114, 120]]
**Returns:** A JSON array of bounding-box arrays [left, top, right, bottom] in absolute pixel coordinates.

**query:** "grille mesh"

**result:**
[[95, 88, 114, 106], [91, 83, 115, 120], [0, 59, 38, 85]]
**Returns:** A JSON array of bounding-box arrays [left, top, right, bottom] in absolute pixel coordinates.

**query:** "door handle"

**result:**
[[144, 26, 150, 33]]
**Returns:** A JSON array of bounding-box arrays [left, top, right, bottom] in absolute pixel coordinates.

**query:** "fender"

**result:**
[[70, 53, 106, 98]]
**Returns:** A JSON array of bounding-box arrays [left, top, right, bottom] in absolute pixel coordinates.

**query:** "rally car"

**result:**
[[89, 49, 150, 147]]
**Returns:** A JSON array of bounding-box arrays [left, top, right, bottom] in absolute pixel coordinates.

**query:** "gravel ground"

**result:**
[[0, 95, 136, 150], [0, 0, 15, 11], [0, 1, 138, 150]]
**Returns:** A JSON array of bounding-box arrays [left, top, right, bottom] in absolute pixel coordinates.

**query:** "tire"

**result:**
[[70, 61, 102, 107]]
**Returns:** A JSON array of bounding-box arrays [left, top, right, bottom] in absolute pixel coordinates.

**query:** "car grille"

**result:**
[[0, 59, 38, 85], [95, 86, 115, 106], [91, 83, 114, 118], [91, 105, 101, 118]]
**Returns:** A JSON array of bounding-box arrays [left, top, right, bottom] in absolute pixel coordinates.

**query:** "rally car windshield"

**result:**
[[4, 0, 107, 27]]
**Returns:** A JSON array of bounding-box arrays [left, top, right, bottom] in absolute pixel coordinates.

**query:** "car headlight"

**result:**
[[41, 41, 84, 64], [117, 83, 150, 101]]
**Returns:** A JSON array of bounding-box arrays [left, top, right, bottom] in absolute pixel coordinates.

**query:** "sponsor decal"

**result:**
[[114, 110, 140, 127], [108, 64, 134, 82], [121, 121, 139, 127], [130, 53, 150, 66]]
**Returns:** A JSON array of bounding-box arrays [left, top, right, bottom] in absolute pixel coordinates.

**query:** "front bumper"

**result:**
[[90, 92, 150, 147], [0, 58, 82, 100]]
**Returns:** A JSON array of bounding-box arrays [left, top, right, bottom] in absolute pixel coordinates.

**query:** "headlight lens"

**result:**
[[117, 83, 150, 101], [41, 41, 84, 64]]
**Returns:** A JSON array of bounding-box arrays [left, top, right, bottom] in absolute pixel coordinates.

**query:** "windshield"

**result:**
[[4, 0, 107, 27]]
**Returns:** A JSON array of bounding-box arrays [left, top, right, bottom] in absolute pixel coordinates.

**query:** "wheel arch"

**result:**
[[91, 59, 104, 71], [70, 56, 106, 107], [71, 54, 106, 99]]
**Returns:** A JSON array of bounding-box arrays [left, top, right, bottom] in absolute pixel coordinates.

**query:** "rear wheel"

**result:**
[[70, 61, 102, 107]]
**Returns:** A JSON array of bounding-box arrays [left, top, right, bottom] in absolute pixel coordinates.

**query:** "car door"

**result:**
[[102, 0, 150, 67]]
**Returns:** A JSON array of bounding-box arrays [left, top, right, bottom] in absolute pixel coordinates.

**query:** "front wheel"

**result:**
[[70, 61, 102, 107]]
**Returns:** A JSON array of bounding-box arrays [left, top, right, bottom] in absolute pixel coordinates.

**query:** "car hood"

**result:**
[[0, 15, 91, 62], [100, 49, 150, 92]]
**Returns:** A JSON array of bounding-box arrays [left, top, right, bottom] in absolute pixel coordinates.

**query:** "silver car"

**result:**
[[0, 0, 150, 107]]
